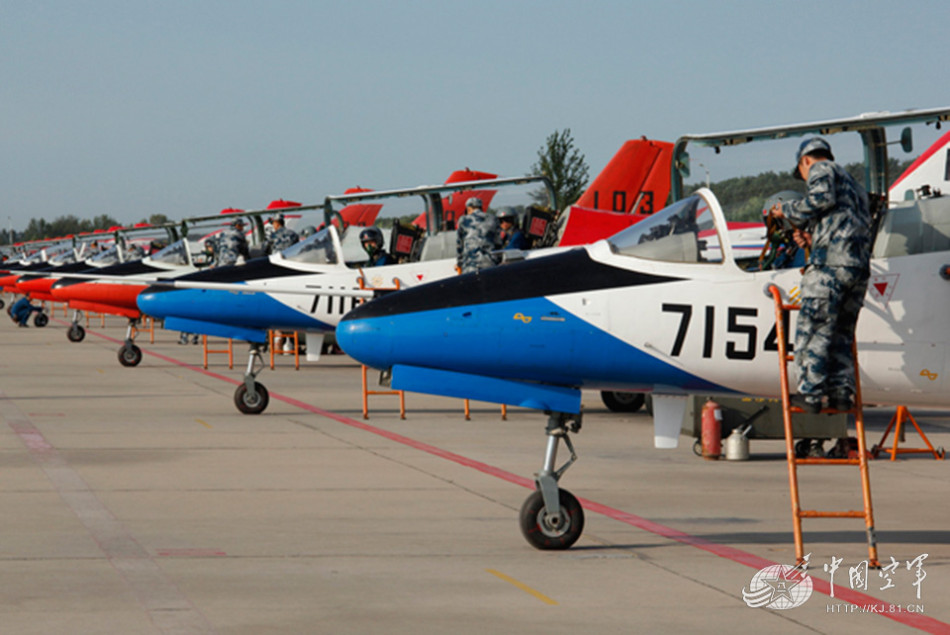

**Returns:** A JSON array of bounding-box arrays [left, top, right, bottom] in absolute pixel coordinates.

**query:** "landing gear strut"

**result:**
[[519, 412, 585, 550], [117, 318, 142, 367], [234, 343, 270, 414]]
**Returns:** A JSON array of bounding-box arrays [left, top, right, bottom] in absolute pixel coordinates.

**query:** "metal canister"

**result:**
[[724, 426, 751, 461]]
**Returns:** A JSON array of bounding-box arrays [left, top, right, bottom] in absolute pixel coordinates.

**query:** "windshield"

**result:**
[[608, 194, 723, 264], [281, 227, 338, 265], [88, 245, 121, 265], [150, 239, 190, 265], [47, 245, 77, 265]]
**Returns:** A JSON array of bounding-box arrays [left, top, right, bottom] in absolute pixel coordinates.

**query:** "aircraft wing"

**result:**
[[37, 269, 376, 299]]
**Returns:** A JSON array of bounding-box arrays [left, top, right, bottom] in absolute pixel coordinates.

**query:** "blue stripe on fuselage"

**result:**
[[137, 288, 334, 332], [337, 296, 730, 393]]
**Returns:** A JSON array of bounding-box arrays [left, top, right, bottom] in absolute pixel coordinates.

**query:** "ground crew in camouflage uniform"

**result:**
[[456, 197, 498, 274], [769, 137, 872, 413], [215, 218, 250, 266], [269, 215, 299, 253]]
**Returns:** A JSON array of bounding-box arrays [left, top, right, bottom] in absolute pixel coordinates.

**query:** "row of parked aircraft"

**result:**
[[4, 107, 950, 550]]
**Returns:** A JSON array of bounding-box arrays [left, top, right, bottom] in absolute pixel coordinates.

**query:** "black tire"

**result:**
[[0, 299, 5, 310], [33, 312, 49, 328], [519, 488, 585, 550], [234, 382, 269, 415], [600, 391, 645, 412], [67, 324, 86, 343], [118, 343, 143, 367]]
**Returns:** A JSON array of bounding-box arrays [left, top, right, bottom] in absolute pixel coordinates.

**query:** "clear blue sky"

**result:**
[[2, 0, 947, 231]]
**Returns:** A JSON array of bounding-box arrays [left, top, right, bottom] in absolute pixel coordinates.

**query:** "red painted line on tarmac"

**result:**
[[79, 326, 950, 632], [0, 390, 213, 633], [278, 393, 950, 633]]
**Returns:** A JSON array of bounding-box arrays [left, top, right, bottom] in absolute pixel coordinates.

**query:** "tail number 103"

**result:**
[[662, 303, 791, 360]]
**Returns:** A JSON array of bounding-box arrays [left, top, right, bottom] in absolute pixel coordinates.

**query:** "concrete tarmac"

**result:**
[[1, 311, 948, 634]]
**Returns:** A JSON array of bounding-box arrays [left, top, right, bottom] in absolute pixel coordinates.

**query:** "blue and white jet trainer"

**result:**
[[337, 107, 950, 550], [136, 176, 561, 414]]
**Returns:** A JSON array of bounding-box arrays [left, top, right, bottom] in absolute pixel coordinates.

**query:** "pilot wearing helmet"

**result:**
[[496, 208, 528, 250], [768, 137, 872, 414], [360, 226, 393, 267], [456, 197, 499, 273]]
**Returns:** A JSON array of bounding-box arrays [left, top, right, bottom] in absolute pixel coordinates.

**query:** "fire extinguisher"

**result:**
[[701, 399, 722, 460]]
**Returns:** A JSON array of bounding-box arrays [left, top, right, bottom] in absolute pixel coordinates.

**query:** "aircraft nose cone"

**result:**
[[136, 288, 170, 317], [336, 314, 395, 370]]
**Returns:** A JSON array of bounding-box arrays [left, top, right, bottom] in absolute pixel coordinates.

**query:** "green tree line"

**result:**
[[2, 213, 171, 245], [691, 157, 914, 222]]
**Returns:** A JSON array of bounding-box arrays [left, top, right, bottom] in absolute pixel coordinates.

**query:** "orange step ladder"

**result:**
[[769, 285, 879, 567], [202, 335, 234, 369], [358, 275, 405, 420], [361, 364, 406, 420], [268, 330, 300, 370]]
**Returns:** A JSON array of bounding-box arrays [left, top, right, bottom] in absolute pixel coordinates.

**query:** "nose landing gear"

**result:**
[[519, 412, 585, 550], [233, 343, 270, 414], [117, 319, 143, 367]]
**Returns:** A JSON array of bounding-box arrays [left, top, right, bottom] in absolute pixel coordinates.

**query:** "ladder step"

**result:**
[[788, 407, 858, 415], [799, 510, 866, 519], [794, 458, 861, 465]]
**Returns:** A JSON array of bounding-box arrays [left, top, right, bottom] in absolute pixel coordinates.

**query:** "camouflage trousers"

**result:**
[[795, 265, 869, 399]]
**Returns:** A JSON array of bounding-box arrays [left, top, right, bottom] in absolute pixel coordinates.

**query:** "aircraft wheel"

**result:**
[[519, 489, 584, 550], [118, 343, 143, 367], [234, 382, 269, 415], [67, 324, 86, 342], [600, 391, 645, 412], [34, 312, 49, 328], [0, 299, 4, 309]]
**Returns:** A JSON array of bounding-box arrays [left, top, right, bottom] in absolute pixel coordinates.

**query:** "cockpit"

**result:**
[[607, 192, 725, 264], [87, 245, 121, 266], [150, 239, 191, 266], [873, 192, 950, 257], [281, 227, 339, 265]]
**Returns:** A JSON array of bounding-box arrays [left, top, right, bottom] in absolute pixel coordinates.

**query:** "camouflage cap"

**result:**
[[793, 137, 834, 180], [465, 197, 483, 210]]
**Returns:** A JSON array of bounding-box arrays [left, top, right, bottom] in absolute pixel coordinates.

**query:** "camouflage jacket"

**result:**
[[214, 226, 249, 266], [456, 210, 499, 273], [270, 226, 299, 253], [780, 161, 871, 269]]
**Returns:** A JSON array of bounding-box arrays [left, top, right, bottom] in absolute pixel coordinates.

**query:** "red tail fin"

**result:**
[[338, 187, 381, 228], [574, 138, 673, 215], [414, 170, 499, 229], [443, 169, 498, 184], [558, 139, 673, 246]]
